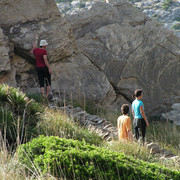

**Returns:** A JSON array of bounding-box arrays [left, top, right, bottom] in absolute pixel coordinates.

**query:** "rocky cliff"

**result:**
[[56, 0, 180, 37], [0, 0, 118, 108], [65, 0, 180, 116], [0, 0, 179, 121]]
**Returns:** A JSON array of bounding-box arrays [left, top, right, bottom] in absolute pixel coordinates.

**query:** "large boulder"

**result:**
[[0, 0, 120, 107], [0, 0, 78, 63], [162, 103, 180, 125], [65, 1, 180, 116]]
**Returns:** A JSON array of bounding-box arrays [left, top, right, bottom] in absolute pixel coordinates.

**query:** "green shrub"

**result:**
[[172, 23, 180, 30], [162, 0, 173, 10], [79, 2, 85, 8], [174, 17, 180, 22], [18, 136, 180, 179], [0, 84, 9, 104], [0, 84, 44, 146], [27, 93, 47, 104], [55, 0, 73, 3]]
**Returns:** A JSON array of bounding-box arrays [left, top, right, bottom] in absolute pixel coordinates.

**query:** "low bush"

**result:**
[[162, 0, 173, 10], [18, 136, 180, 180], [172, 23, 180, 30], [174, 17, 180, 22], [0, 84, 44, 147]]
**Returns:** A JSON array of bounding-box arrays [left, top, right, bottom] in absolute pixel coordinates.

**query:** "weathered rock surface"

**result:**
[[0, 28, 11, 74], [0, 0, 122, 107], [57, 0, 180, 37], [162, 103, 180, 125], [0, 0, 78, 63], [65, 1, 180, 116], [130, 0, 180, 37], [0, 0, 180, 118]]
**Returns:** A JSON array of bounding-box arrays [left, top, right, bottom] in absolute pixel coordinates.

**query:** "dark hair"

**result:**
[[121, 104, 129, 115], [132, 89, 143, 98]]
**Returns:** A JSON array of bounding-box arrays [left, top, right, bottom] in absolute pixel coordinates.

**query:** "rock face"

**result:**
[[0, 28, 11, 73], [0, 0, 119, 108], [130, 0, 180, 37], [0, 0, 180, 119], [65, 1, 180, 116], [162, 103, 180, 125], [56, 0, 180, 37]]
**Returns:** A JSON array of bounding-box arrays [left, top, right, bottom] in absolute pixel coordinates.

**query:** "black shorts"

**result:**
[[36, 67, 51, 88], [134, 118, 146, 142]]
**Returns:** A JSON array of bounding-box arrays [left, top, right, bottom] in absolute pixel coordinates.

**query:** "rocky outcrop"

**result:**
[[65, 1, 180, 116], [0, 29, 10, 73], [130, 0, 180, 37], [0, 0, 123, 108], [57, 0, 180, 37], [0, 0, 179, 118], [162, 103, 180, 125]]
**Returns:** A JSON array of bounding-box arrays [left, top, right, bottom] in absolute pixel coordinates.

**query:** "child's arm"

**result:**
[[127, 130, 133, 141], [132, 108, 135, 118], [127, 117, 133, 141]]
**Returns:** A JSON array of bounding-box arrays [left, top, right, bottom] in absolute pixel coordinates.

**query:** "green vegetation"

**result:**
[[172, 23, 180, 30], [0, 84, 43, 147], [79, 2, 86, 8], [37, 108, 103, 146], [0, 84, 180, 179], [146, 121, 180, 152], [55, 0, 73, 3], [174, 17, 180, 22], [162, 0, 173, 10], [18, 135, 180, 179]]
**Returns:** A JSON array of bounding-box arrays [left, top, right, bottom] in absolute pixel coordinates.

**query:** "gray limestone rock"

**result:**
[[0, 0, 179, 117], [0, 28, 11, 74], [65, 1, 180, 116], [0, 0, 119, 107], [162, 103, 180, 125]]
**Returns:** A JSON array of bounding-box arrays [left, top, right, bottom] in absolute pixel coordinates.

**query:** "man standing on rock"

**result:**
[[31, 40, 52, 99]]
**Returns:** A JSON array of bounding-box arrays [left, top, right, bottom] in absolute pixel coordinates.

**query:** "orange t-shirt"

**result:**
[[117, 115, 132, 140]]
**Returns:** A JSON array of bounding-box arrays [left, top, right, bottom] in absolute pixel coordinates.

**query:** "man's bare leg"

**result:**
[[46, 86, 50, 98], [40, 87, 45, 97]]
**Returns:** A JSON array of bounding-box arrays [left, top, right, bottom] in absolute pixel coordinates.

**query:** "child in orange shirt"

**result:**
[[117, 104, 133, 141]]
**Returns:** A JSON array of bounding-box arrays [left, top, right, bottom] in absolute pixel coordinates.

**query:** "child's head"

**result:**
[[121, 104, 129, 115]]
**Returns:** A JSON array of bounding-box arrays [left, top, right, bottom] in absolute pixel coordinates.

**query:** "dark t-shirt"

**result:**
[[33, 48, 47, 67]]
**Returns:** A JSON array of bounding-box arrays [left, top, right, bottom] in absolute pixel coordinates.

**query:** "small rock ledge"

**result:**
[[49, 98, 117, 141]]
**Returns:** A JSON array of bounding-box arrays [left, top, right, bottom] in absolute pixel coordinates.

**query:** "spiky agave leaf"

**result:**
[[0, 84, 9, 104]]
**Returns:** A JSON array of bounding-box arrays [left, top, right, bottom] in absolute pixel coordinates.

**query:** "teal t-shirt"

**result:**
[[132, 99, 144, 119]]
